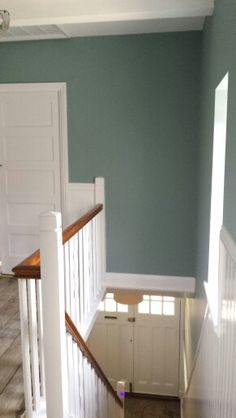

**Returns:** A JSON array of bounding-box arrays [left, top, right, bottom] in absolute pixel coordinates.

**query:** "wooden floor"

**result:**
[[0, 278, 24, 418], [124, 395, 180, 418]]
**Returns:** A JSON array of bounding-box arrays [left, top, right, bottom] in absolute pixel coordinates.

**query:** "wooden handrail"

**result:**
[[65, 312, 123, 408], [12, 204, 103, 279], [63, 204, 103, 244], [12, 249, 41, 279]]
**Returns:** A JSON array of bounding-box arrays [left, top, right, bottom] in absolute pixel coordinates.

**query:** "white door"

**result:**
[[133, 295, 180, 395], [87, 293, 180, 396], [0, 83, 67, 273], [87, 293, 133, 391]]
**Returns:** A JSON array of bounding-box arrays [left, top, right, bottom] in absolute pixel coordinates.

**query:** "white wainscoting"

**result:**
[[65, 177, 106, 225], [65, 183, 95, 225], [183, 226, 236, 418]]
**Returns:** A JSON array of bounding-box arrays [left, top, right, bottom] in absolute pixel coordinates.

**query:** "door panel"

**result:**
[[87, 296, 133, 391], [133, 297, 180, 395], [0, 87, 62, 273]]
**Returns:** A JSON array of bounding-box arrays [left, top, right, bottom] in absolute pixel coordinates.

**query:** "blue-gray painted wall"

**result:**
[[0, 32, 201, 276], [196, 0, 236, 296], [189, 0, 236, 356]]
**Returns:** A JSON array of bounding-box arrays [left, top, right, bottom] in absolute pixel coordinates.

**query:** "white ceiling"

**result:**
[[1, 0, 214, 42]]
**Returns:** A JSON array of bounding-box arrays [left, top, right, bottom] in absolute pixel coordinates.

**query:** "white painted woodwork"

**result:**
[[183, 226, 236, 418], [66, 183, 95, 225], [205, 73, 229, 328], [64, 179, 106, 339], [0, 0, 213, 41], [4, 0, 214, 21], [39, 211, 68, 418], [18, 179, 121, 418], [105, 272, 195, 296], [0, 83, 68, 274], [88, 298, 180, 396], [133, 300, 180, 395], [65, 325, 124, 418], [18, 279, 46, 418], [87, 309, 134, 392]]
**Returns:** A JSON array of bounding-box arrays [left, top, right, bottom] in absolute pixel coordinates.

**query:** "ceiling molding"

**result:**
[[1, 0, 214, 41]]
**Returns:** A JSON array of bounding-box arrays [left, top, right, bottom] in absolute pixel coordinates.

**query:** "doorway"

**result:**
[[0, 83, 68, 273], [87, 293, 180, 396]]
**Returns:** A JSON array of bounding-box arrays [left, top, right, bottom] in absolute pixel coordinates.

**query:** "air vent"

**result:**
[[0, 24, 69, 42]]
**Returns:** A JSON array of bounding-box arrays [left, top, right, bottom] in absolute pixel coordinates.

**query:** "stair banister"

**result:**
[[12, 198, 124, 418]]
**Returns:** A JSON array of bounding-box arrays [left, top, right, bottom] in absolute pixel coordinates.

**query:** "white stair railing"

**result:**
[[63, 203, 105, 339], [12, 196, 116, 417], [66, 313, 124, 418], [18, 277, 46, 417]]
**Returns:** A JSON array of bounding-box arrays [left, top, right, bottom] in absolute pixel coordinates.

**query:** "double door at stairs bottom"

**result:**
[[87, 293, 181, 396]]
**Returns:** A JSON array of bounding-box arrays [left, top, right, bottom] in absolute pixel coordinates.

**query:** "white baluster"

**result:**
[[66, 333, 74, 418], [78, 230, 85, 329], [64, 242, 71, 317], [36, 280, 46, 397], [18, 279, 33, 418], [28, 280, 41, 409]]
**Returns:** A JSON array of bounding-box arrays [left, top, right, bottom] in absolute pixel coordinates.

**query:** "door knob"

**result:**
[[128, 317, 136, 322]]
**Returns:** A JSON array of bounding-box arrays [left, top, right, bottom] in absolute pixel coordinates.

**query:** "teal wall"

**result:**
[[186, 0, 236, 361], [196, 0, 236, 296], [0, 33, 201, 276]]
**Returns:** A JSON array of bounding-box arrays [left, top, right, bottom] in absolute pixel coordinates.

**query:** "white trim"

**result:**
[[204, 225, 236, 333], [0, 82, 66, 92], [57, 83, 69, 223], [65, 182, 96, 226], [220, 225, 236, 264], [183, 304, 209, 396], [104, 273, 195, 296], [67, 183, 94, 192], [10, 6, 214, 28]]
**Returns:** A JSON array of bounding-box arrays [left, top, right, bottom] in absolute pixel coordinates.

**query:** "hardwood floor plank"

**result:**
[[0, 279, 24, 417], [0, 366, 24, 418], [0, 336, 22, 394]]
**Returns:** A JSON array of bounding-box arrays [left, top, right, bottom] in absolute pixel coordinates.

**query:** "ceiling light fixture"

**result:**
[[0, 10, 10, 33], [114, 291, 143, 305]]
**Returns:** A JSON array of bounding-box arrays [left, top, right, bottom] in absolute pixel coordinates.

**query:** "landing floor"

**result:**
[[124, 395, 180, 418], [0, 278, 24, 418]]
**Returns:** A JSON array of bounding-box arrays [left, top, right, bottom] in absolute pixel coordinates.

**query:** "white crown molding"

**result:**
[[104, 272, 195, 296], [3, 0, 214, 39]]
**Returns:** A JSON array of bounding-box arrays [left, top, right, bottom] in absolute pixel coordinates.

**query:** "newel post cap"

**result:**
[[39, 211, 62, 231]]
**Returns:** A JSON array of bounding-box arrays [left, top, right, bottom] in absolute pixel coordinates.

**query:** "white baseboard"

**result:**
[[104, 272, 195, 296]]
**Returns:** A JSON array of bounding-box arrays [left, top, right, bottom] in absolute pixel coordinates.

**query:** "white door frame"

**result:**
[[0, 82, 69, 222]]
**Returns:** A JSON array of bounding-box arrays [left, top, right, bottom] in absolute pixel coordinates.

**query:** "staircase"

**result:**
[[12, 198, 124, 418]]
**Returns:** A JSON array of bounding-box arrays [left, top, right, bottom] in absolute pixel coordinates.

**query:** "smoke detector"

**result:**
[[0, 10, 10, 33]]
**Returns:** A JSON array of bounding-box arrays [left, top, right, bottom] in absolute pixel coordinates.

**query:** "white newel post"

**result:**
[[95, 177, 106, 279], [39, 212, 68, 418]]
